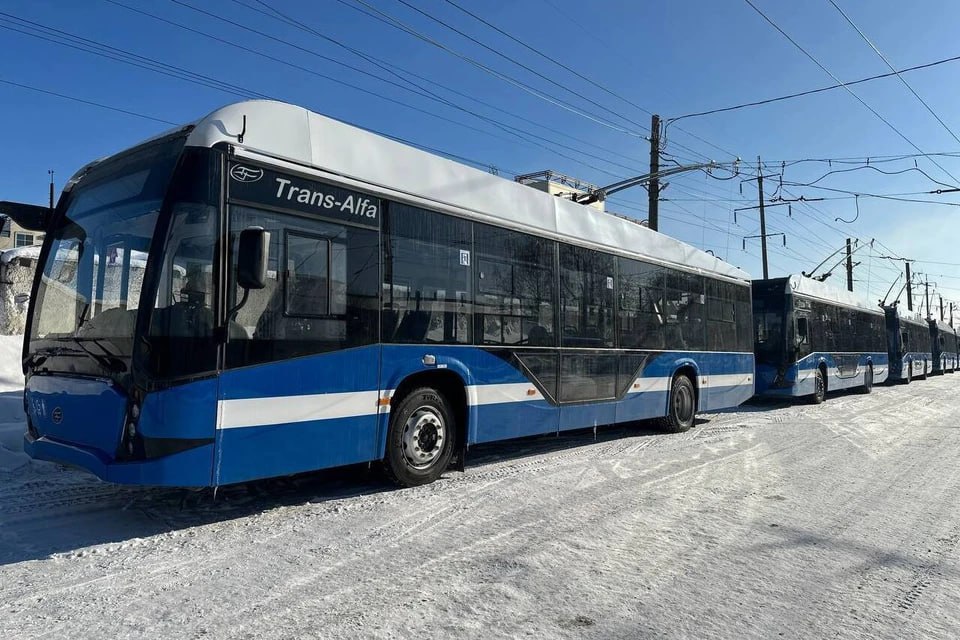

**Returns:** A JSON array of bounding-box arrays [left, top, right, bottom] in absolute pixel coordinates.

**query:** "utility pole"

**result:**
[[757, 156, 768, 279], [906, 262, 913, 311], [925, 280, 931, 319], [48, 170, 54, 210], [647, 114, 660, 231], [845, 238, 854, 292], [951, 302, 954, 327], [940, 295, 944, 322]]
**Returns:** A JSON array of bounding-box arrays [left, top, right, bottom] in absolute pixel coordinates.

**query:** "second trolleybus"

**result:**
[[753, 275, 888, 403]]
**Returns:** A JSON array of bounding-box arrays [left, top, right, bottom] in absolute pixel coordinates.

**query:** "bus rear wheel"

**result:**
[[383, 387, 456, 488], [861, 364, 873, 394], [661, 374, 696, 433], [810, 368, 826, 404]]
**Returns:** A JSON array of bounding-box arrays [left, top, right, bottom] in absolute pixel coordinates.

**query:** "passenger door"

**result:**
[[214, 165, 381, 485]]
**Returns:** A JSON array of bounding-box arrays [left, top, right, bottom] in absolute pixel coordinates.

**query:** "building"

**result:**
[[0, 215, 44, 251]]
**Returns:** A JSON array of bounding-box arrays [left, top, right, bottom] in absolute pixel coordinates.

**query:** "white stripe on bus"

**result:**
[[218, 375, 757, 429], [219, 390, 381, 430]]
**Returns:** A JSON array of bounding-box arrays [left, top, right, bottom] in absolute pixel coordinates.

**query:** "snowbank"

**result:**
[[0, 334, 26, 470], [0, 334, 24, 392]]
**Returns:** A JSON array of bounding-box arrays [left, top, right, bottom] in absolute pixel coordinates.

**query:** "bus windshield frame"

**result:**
[[26, 134, 187, 380]]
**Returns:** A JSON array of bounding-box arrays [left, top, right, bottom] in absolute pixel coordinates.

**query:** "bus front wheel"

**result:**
[[384, 387, 456, 488], [661, 374, 696, 433], [810, 368, 826, 404]]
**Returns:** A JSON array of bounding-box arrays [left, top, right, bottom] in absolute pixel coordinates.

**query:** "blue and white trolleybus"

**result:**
[[19, 100, 755, 487], [753, 275, 888, 402]]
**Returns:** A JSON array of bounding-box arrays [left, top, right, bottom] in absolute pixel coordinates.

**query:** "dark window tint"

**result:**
[[474, 224, 556, 346], [145, 147, 221, 379], [705, 278, 739, 352], [560, 353, 617, 401], [383, 203, 472, 344], [664, 271, 705, 351], [284, 232, 337, 317], [618, 258, 665, 349], [560, 244, 614, 348], [224, 205, 379, 368]]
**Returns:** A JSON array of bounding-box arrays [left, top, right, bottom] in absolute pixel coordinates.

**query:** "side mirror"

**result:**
[[237, 226, 269, 290]]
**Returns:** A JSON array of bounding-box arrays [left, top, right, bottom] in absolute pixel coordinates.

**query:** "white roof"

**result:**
[[177, 100, 749, 282], [788, 274, 883, 314], [933, 319, 956, 333]]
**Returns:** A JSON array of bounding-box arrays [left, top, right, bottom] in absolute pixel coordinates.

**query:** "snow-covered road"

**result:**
[[2, 373, 960, 639]]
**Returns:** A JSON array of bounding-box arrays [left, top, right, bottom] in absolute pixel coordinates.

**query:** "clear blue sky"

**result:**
[[3, 0, 960, 313]]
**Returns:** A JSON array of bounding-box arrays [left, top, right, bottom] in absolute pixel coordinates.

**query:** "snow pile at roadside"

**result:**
[[0, 334, 26, 472]]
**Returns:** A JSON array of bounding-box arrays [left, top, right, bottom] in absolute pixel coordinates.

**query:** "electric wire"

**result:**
[[337, 0, 651, 140], [827, 0, 960, 147], [742, 0, 960, 186]]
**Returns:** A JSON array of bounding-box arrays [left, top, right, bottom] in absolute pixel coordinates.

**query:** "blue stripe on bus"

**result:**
[[139, 377, 219, 440], [756, 352, 889, 397], [215, 415, 379, 485], [24, 435, 215, 487]]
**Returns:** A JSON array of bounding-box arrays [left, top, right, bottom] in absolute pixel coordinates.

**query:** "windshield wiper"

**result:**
[[69, 337, 127, 373], [25, 345, 85, 370]]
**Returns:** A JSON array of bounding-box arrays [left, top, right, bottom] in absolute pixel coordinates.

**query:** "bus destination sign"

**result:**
[[228, 163, 379, 229]]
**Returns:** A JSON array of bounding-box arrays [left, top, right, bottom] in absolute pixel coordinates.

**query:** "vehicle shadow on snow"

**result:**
[[0, 418, 688, 566], [748, 523, 960, 581]]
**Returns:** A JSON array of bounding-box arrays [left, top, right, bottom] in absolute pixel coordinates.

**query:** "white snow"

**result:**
[[2, 372, 960, 638], [0, 334, 25, 472], [0, 246, 150, 268]]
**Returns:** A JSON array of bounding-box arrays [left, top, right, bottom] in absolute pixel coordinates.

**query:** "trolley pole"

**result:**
[[647, 114, 660, 231], [845, 238, 854, 292], [757, 157, 768, 279], [906, 262, 913, 311]]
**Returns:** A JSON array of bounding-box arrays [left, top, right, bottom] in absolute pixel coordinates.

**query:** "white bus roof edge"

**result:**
[[180, 100, 749, 282]]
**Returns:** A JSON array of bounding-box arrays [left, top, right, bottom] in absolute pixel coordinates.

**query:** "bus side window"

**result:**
[[796, 317, 809, 344]]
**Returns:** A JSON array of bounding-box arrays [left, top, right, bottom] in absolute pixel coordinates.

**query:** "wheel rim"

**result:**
[[674, 383, 694, 425], [401, 406, 446, 470]]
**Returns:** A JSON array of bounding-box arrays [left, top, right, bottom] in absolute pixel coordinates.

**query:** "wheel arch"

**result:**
[[385, 368, 470, 463], [670, 361, 701, 413]]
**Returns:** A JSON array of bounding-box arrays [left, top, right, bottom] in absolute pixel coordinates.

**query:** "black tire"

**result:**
[[861, 364, 873, 394], [905, 363, 912, 385], [383, 387, 456, 488], [661, 374, 696, 433], [810, 368, 826, 404], [921, 361, 928, 380]]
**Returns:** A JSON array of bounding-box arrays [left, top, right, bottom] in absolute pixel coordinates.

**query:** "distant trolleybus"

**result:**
[[884, 308, 933, 383], [17, 100, 755, 488], [929, 319, 958, 375], [753, 275, 888, 403]]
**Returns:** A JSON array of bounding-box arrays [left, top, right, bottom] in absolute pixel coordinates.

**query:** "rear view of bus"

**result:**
[[753, 274, 888, 403], [884, 309, 933, 383], [930, 319, 958, 374], [22, 100, 755, 489]]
